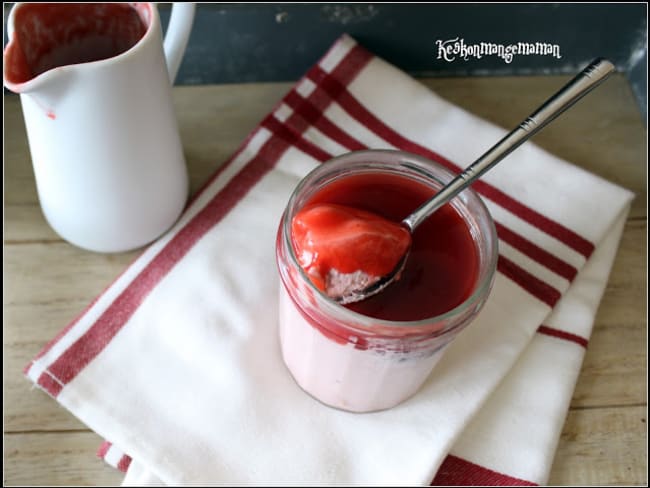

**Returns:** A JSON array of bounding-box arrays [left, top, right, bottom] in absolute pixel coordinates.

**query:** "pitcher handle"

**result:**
[[163, 3, 196, 84]]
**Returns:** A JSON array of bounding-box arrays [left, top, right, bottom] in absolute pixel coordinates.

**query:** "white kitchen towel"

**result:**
[[25, 34, 633, 485]]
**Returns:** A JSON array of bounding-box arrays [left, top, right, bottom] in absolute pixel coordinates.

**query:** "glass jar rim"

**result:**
[[280, 149, 498, 333]]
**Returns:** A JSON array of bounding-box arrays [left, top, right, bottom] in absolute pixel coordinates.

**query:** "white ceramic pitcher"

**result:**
[[4, 3, 195, 253]]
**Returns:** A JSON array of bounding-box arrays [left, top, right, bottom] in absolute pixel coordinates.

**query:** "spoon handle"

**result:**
[[403, 57, 615, 232]]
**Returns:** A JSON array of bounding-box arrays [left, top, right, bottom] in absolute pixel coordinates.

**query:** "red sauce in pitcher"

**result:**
[[5, 3, 147, 85]]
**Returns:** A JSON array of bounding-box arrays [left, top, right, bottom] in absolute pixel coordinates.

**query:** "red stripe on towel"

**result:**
[[537, 324, 589, 348], [36, 371, 63, 397], [283, 90, 367, 151], [97, 441, 132, 473], [32, 39, 369, 396], [25, 249, 143, 376], [117, 455, 132, 473], [25, 310, 90, 375], [262, 117, 331, 163], [262, 116, 331, 162], [432, 454, 537, 486], [498, 256, 561, 308], [306, 63, 595, 259], [495, 222, 578, 282], [185, 127, 262, 209], [97, 441, 112, 459]]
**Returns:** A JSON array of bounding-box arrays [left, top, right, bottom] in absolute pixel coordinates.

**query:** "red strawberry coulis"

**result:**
[[290, 172, 479, 322]]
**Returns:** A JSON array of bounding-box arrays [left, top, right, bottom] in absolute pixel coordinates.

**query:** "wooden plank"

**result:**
[[4, 242, 138, 431], [549, 405, 648, 485], [3, 205, 61, 243], [4, 242, 139, 432], [171, 82, 292, 196], [4, 431, 124, 486], [5, 301, 102, 432], [571, 219, 648, 408], [4, 243, 139, 307]]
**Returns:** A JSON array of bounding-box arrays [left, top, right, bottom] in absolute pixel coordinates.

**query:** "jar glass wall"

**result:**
[[276, 150, 498, 412]]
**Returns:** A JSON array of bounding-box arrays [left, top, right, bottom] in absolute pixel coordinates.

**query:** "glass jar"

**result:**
[[275, 150, 498, 412]]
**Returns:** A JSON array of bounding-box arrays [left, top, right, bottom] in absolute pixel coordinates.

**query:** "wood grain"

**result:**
[[571, 220, 647, 409], [548, 406, 647, 485], [4, 74, 646, 486], [4, 431, 124, 486]]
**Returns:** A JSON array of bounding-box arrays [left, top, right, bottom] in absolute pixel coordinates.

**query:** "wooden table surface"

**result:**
[[4, 75, 647, 486]]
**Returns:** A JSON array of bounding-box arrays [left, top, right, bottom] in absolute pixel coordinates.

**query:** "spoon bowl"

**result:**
[[330, 249, 411, 305]]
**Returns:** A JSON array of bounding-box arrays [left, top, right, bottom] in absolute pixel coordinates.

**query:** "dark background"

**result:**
[[157, 3, 647, 121], [5, 3, 647, 121]]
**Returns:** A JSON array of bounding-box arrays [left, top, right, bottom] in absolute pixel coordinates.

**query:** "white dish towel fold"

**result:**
[[25, 34, 633, 486]]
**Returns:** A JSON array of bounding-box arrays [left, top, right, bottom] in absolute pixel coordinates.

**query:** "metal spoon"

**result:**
[[334, 57, 615, 305]]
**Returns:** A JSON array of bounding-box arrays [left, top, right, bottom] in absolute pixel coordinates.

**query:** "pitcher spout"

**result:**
[[3, 2, 148, 94], [5, 32, 56, 94]]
